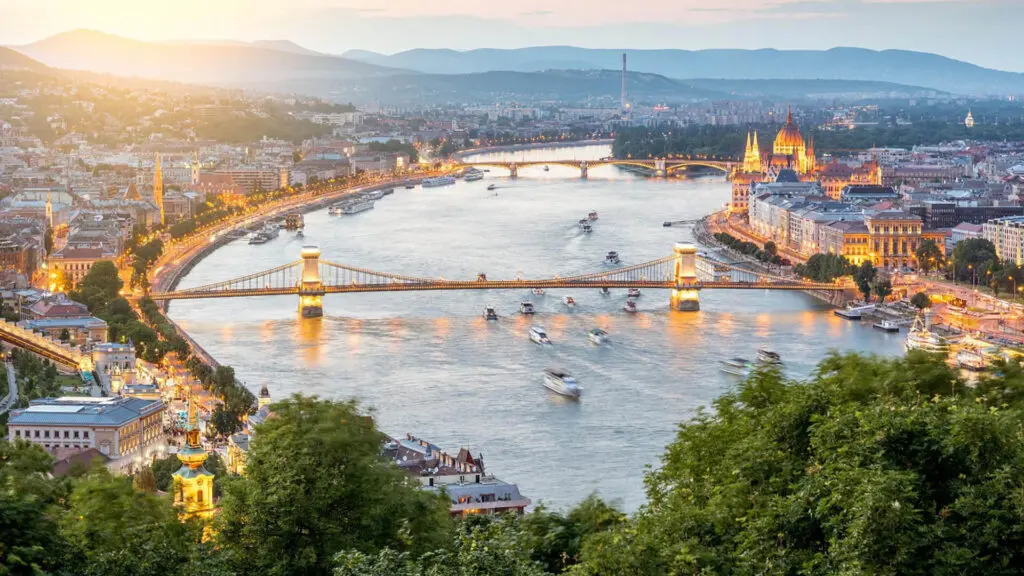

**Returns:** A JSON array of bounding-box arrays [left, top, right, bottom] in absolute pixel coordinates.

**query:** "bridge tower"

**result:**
[[580, 161, 588, 179], [508, 163, 518, 179], [298, 245, 325, 318], [670, 243, 700, 311], [655, 158, 667, 178]]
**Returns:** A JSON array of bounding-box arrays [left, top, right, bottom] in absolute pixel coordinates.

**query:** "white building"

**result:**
[[983, 216, 1024, 266]]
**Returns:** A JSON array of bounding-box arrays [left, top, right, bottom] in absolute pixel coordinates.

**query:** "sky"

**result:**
[[3, 0, 1021, 72]]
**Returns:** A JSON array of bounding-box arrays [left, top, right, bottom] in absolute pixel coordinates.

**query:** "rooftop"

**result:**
[[9, 396, 164, 427]]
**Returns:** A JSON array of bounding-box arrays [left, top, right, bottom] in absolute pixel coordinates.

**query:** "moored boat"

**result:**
[[956, 347, 987, 371], [465, 171, 484, 182], [422, 176, 457, 188], [835, 303, 875, 320], [905, 315, 948, 353], [542, 368, 581, 398], [873, 320, 900, 332], [341, 200, 375, 215]]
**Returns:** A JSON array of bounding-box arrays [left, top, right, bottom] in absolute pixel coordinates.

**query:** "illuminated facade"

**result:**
[[864, 211, 945, 269], [171, 399, 214, 518], [153, 153, 165, 227], [730, 131, 763, 213], [765, 108, 816, 176]]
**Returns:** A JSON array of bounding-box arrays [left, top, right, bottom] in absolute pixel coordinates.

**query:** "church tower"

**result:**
[[171, 398, 215, 519], [153, 153, 165, 226], [44, 189, 53, 230], [742, 131, 762, 173], [190, 150, 200, 186]]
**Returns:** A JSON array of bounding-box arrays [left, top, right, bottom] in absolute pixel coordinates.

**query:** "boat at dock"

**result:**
[[364, 190, 385, 201], [542, 368, 581, 398], [405, 184, 416, 189], [956, 346, 988, 371], [465, 171, 484, 182], [381, 188, 395, 195], [905, 315, 948, 353], [422, 176, 456, 188], [341, 200, 375, 215], [720, 358, 754, 377], [873, 320, 900, 332], [834, 303, 876, 320], [529, 326, 551, 345]]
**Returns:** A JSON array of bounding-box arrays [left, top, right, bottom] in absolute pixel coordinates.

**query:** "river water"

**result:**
[[169, 145, 903, 511]]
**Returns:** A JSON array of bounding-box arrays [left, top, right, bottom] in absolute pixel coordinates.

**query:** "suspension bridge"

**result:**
[[148, 244, 849, 317], [454, 158, 735, 179]]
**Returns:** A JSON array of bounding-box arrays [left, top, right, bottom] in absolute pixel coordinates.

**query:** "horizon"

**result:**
[[4, 0, 1023, 73]]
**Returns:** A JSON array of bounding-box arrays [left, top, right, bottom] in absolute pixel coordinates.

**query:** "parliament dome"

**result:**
[[773, 108, 805, 155]]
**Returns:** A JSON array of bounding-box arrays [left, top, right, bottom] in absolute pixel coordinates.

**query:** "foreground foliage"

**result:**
[[8, 354, 1024, 575]]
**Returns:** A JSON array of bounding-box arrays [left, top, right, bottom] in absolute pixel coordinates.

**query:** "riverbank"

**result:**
[[454, 139, 613, 161]]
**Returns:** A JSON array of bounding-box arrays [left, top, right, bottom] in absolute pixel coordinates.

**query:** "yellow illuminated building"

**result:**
[[171, 398, 214, 519]]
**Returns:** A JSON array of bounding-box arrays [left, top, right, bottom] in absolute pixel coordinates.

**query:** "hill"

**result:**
[[343, 46, 1024, 95], [0, 47, 47, 71], [15, 30, 402, 86]]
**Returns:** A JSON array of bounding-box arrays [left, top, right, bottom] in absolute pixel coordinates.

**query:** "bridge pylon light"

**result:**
[[670, 242, 700, 312], [299, 245, 325, 318], [509, 163, 518, 179], [580, 161, 588, 179], [655, 158, 667, 178]]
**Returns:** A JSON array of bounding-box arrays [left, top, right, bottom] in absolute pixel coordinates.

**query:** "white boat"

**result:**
[[588, 211, 599, 221], [465, 172, 484, 182], [905, 315, 947, 353], [532, 288, 545, 296], [756, 348, 781, 364], [956, 347, 987, 371], [623, 299, 638, 313], [341, 200, 375, 215], [605, 251, 621, 265], [328, 205, 343, 216], [873, 320, 900, 332], [588, 328, 609, 345], [364, 190, 385, 201], [562, 296, 576, 308], [627, 288, 641, 298], [720, 357, 754, 377], [529, 326, 551, 345], [542, 368, 581, 398], [422, 176, 457, 188], [520, 302, 535, 315], [599, 287, 611, 296], [834, 303, 875, 320], [483, 306, 498, 321], [296, 230, 304, 238]]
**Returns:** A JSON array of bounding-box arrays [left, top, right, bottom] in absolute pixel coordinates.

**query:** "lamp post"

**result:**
[[1012, 276, 1017, 303]]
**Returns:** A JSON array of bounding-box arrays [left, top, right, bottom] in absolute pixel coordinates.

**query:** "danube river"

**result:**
[[169, 145, 902, 511]]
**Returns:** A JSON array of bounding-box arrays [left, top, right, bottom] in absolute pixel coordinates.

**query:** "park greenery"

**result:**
[[794, 253, 854, 283], [9, 352, 1024, 574], [713, 232, 788, 266]]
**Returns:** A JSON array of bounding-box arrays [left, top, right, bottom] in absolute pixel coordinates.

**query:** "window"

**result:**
[[73, 431, 79, 439], [33, 430, 39, 438], [14, 430, 20, 437], [63, 430, 69, 438], [44, 431, 49, 439], [84, 431, 89, 439]]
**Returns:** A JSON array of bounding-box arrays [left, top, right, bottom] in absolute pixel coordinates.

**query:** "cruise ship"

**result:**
[[465, 171, 484, 182], [542, 368, 581, 398], [905, 315, 948, 353], [341, 200, 375, 215], [422, 176, 457, 188]]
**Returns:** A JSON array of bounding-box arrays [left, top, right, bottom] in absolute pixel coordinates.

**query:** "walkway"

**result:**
[[0, 362, 18, 416]]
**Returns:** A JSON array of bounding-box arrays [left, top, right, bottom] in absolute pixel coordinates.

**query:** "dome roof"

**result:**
[[774, 108, 805, 152]]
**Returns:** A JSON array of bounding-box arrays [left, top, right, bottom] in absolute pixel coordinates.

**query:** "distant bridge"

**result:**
[[454, 158, 735, 179], [149, 244, 848, 317]]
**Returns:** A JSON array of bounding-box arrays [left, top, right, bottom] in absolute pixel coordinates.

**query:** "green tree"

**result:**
[[854, 260, 876, 301], [59, 328, 71, 342], [873, 277, 893, 302], [68, 260, 123, 312], [951, 238, 998, 283], [910, 292, 931, 309], [0, 440, 65, 575], [762, 241, 778, 260], [216, 395, 452, 576], [915, 239, 944, 273]]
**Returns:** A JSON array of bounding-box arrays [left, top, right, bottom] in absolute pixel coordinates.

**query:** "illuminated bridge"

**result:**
[[454, 158, 735, 179], [149, 244, 848, 317]]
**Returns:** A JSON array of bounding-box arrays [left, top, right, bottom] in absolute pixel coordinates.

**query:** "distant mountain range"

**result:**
[[343, 46, 1024, 96], [0, 47, 47, 71], [13, 30, 399, 85], [4, 31, 1010, 100]]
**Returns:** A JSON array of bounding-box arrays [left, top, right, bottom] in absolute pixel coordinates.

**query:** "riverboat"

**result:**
[[562, 296, 576, 308], [532, 288, 545, 296], [605, 251, 621, 265], [364, 190, 385, 201], [599, 287, 610, 296], [627, 288, 641, 299], [542, 368, 581, 398], [588, 328, 609, 345], [422, 176, 457, 188], [757, 348, 781, 364], [834, 303, 875, 320], [719, 358, 754, 377], [623, 299, 638, 313], [328, 205, 343, 216], [284, 213, 304, 229], [483, 306, 498, 321], [465, 171, 484, 182], [381, 188, 395, 196], [904, 315, 948, 353], [520, 302, 535, 315], [341, 200, 375, 215], [956, 346, 988, 371], [529, 326, 551, 345]]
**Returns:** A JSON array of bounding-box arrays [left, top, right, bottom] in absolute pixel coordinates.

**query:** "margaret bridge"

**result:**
[[147, 244, 849, 318], [454, 158, 734, 179]]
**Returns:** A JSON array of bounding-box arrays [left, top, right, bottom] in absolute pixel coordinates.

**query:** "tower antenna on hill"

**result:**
[[621, 52, 628, 114]]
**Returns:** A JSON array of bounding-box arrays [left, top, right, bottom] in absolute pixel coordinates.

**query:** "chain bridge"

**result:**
[[455, 158, 734, 179], [148, 244, 848, 317]]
